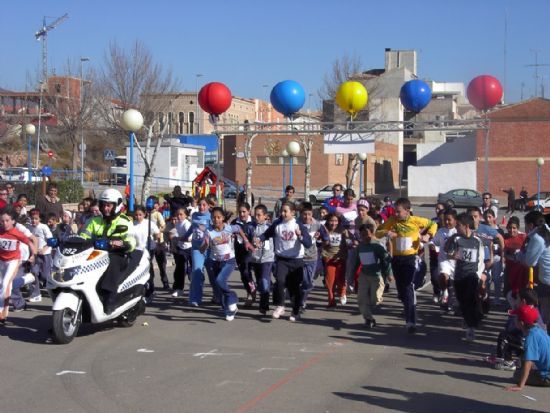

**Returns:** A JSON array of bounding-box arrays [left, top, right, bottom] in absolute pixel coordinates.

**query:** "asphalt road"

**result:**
[[1, 266, 548, 413]]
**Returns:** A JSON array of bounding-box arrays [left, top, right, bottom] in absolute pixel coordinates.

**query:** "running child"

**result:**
[[502, 216, 527, 304], [27, 208, 53, 303], [432, 209, 458, 308], [169, 208, 192, 299], [231, 202, 256, 306], [250, 204, 274, 315]]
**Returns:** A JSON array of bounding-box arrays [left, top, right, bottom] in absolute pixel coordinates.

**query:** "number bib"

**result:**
[[0, 238, 18, 251], [395, 237, 413, 252], [359, 252, 376, 265], [458, 247, 478, 263], [330, 234, 342, 247]]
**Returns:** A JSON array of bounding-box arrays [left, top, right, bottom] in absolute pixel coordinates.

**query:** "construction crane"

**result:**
[[35, 13, 69, 82]]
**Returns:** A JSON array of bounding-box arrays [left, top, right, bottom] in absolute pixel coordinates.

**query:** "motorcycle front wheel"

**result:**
[[52, 306, 82, 344]]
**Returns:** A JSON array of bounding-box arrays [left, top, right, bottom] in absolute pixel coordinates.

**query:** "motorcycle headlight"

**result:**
[[53, 266, 82, 282]]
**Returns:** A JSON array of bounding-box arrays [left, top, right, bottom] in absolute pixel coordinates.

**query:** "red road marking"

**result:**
[[233, 342, 343, 413]]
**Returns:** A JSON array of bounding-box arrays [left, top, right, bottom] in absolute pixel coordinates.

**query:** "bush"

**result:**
[[14, 180, 84, 204]]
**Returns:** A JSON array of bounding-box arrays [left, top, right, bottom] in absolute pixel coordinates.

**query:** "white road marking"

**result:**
[[216, 380, 247, 387], [256, 367, 289, 373], [137, 348, 155, 353], [192, 349, 244, 359], [56, 370, 86, 376], [521, 394, 537, 401]]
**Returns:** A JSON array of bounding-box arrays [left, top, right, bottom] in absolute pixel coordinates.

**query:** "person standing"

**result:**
[[274, 185, 298, 218], [480, 192, 498, 219], [502, 187, 516, 214], [35, 182, 64, 221], [322, 184, 345, 213]]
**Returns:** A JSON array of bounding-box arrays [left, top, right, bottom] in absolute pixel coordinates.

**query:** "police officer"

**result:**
[[81, 188, 136, 314]]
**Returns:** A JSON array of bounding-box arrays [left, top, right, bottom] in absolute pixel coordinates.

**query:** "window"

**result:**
[[55, 84, 61, 93], [170, 148, 178, 167], [168, 112, 173, 134], [189, 112, 195, 134], [178, 112, 185, 134], [158, 112, 165, 132], [335, 154, 344, 166]]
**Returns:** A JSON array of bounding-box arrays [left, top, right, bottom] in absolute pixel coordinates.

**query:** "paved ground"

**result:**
[[1, 268, 548, 413]]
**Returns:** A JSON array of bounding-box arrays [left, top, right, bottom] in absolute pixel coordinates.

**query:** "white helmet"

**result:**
[[99, 188, 124, 216]]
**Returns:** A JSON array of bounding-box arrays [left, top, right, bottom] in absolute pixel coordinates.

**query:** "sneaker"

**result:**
[[171, 289, 184, 298], [440, 295, 449, 305], [226, 308, 238, 321], [28, 295, 42, 303], [340, 295, 347, 305], [190, 301, 199, 307], [494, 360, 516, 371], [465, 328, 476, 342], [432, 294, 440, 304], [12, 303, 27, 313], [365, 319, 373, 329], [289, 313, 300, 322], [22, 273, 35, 286], [272, 306, 285, 319]]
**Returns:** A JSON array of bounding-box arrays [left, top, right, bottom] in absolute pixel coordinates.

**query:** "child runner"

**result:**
[[133, 206, 160, 297], [169, 208, 192, 299], [483, 208, 505, 307], [27, 208, 53, 303], [444, 213, 485, 342], [375, 198, 437, 334], [202, 207, 253, 321], [0, 208, 37, 323], [322, 213, 352, 307], [149, 197, 169, 290], [505, 304, 550, 390], [428, 204, 446, 303], [432, 209, 458, 308], [353, 223, 392, 328], [256, 202, 312, 321], [336, 189, 358, 292], [231, 202, 256, 306], [185, 198, 212, 306], [502, 216, 527, 304], [298, 202, 328, 311], [250, 204, 274, 315]]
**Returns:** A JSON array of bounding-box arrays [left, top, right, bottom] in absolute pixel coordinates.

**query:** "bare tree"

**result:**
[[96, 40, 178, 203], [298, 135, 314, 199], [318, 52, 363, 102]]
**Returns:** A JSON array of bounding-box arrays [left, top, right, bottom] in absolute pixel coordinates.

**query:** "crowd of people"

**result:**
[[0, 181, 549, 391]]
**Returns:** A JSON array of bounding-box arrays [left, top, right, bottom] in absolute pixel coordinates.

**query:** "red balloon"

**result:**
[[198, 82, 232, 115], [467, 75, 503, 111]]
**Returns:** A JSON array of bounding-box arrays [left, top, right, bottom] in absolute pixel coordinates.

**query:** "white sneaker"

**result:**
[[28, 295, 42, 303], [226, 308, 238, 321], [171, 289, 184, 298], [22, 273, 35, 286], [289, 313, 300, 322], [340, 295, 347, 305], [272, 306, 285, 319]]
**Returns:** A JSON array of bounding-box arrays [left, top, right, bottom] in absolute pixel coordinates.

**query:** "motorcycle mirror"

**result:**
[[146, 197, 155, 212], [112, 225, 128, 235], [46, 238, 59, 248]]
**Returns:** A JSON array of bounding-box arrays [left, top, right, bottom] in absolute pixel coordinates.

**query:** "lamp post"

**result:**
[[195, 74, 203, 134], [80, 57, 90, 184], [281, 149, 288, 196], [25, 124, 36, 183], [357, 153, 368, 196], [537, 157, 545, 209], [121, 109, 144, 213], [286, 140, 300, 187]]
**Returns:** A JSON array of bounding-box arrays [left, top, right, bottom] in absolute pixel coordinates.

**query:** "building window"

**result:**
[[158, 112, 165, 132], [335, 154, 344, 166], [170, 148, 178, 167], [189, 112, 195, 134], [168, 112, 173, 134], [179, 112, 185, 134]]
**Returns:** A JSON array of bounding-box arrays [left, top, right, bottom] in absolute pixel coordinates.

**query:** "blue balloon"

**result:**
[[400, 79, 432, 113], [270, 80, 306, 117]]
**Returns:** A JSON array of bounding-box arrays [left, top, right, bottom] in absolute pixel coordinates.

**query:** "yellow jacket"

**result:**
[[375, 215, 437, 256]]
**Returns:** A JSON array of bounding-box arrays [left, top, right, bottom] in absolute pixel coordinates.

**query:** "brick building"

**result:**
[[476, 98, 550, 198]]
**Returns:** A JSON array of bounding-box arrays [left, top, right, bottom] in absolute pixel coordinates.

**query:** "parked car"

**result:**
[[1, 167, 42, 183], [309, 185, 346, 204], [437, 189, 500, 208], [524, 192, 550, 211], [531, 196, 550, 213]]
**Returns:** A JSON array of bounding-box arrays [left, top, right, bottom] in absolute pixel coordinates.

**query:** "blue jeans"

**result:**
[[206, 258, 238, 314], [250, 261, 273, 311], [301, 260, 317, 307], [189, 249, 207, 304], [392, 255, 417, 325], [10, 274, 27, 310]]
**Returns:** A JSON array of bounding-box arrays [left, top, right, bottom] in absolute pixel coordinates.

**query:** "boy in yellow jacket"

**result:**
[[376, 198, 437, 334]]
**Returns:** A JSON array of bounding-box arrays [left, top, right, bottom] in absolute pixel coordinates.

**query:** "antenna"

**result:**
[[35, 13, 69, 83], [525, 49, 550, 97]]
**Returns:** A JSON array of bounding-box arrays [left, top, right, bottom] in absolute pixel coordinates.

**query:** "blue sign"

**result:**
[[41, 166, 52, 177]]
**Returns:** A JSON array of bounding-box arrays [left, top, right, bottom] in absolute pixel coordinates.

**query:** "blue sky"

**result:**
[[2, 0, 550, 106]]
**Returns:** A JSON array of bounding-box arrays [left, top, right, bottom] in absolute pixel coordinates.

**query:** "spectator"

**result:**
[[322, 183, 345, 213], [35, 182, 63, 221], [502, 187, 516, 214], [167, 185, 190, 217], [0, 186, 9, 208], [480, 192, 498, 219], [274, 185, 298, 218], [5, 183, 16, 204]]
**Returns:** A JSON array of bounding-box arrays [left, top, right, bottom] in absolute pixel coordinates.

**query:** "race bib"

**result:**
[[330, 234, 342, 247], [343, 210, 358, 221], [395, 237, 413, 252], [0, 238, 18, 251], [262, 240, 271, 251], [457, 247, 478, 263], [359, 252, 376, 265]]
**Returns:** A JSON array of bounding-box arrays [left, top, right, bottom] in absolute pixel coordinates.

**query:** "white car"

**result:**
[[1, 167, 42, 183], [308, 185, 346, 204]]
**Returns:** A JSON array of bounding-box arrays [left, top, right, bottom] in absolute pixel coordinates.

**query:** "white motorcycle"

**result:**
[[46, 236, 150, 344]]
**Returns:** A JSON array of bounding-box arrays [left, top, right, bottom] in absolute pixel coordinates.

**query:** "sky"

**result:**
[[2, 0, 550, 107]]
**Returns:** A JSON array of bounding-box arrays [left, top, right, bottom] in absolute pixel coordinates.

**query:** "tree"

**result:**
[[318, 52, 363, 102], [96, 40, 178, 203]]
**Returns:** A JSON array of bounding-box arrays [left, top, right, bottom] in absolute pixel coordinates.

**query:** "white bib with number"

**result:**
[[330, 234, 342, 247], [359, 252, 376, 265], [395, 237, 413, 252], [458, 247, 478, 263], [0, 238, 18, 251]]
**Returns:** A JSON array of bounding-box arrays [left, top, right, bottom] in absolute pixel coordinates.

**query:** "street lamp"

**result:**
[[281, 149, 288, 195], [80, 57, 90, 184], [357, 153, 368, 196], [25, 124, 36, 183], [286, 141, 300, 187], [195, 74, 203, 134], [121, 109, 144, 213], [537, 157, 545, 209]]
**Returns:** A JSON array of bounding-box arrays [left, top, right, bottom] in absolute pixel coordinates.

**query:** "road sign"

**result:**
[[104, 149, 116, 161]]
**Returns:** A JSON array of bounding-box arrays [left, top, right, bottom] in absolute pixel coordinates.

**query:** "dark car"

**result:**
[[437, 189, 500, 208]]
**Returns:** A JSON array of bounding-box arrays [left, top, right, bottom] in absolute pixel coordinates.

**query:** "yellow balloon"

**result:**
[[335, 81, 368, 116]]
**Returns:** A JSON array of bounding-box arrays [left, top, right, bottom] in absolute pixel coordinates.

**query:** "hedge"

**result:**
[[13, 180, 84, 204]]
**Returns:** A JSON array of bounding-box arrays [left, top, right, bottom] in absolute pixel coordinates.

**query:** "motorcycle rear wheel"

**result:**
[[52, 306, 82, 344]]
